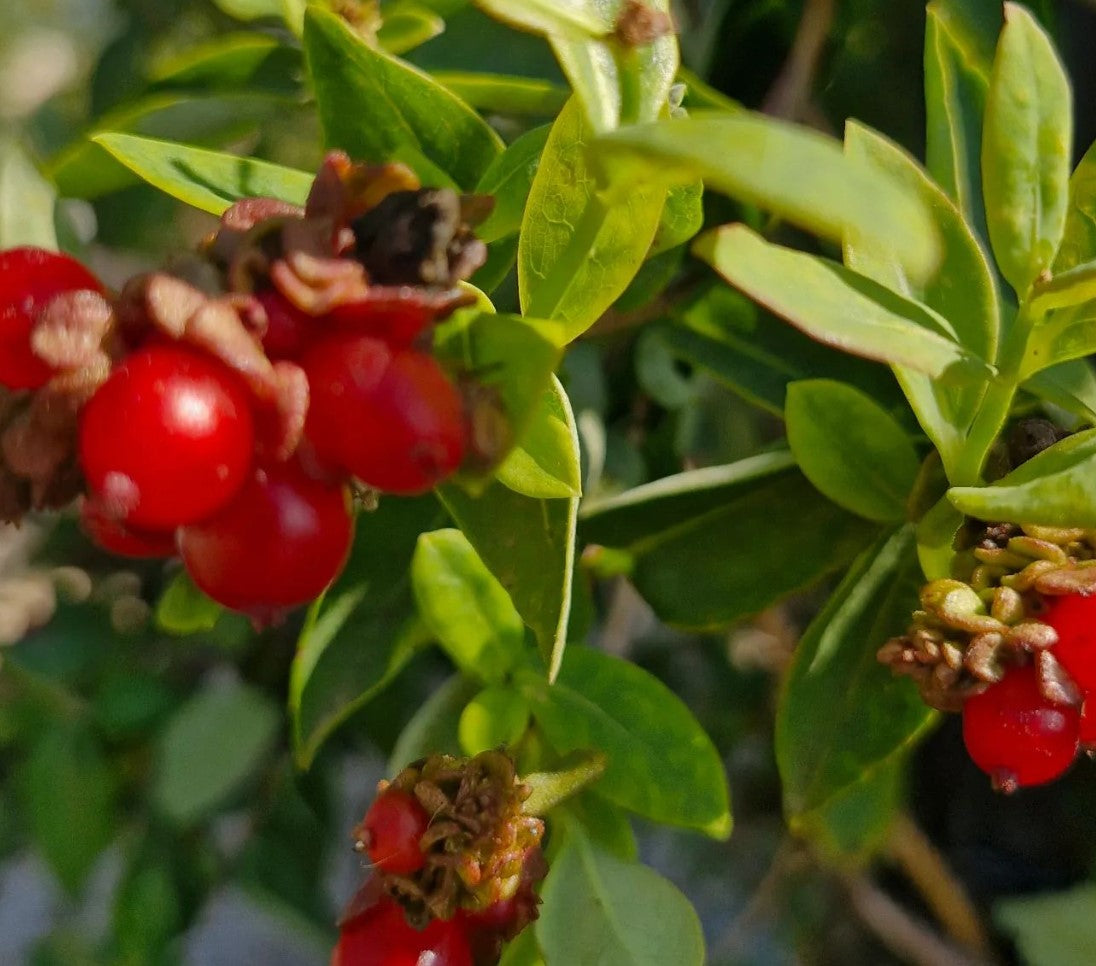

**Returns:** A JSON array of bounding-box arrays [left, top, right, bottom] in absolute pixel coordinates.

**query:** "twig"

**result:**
[[761, 0, 835, 122]]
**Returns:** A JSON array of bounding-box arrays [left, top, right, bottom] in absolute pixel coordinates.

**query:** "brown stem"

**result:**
[[761, 0, 836, 122]]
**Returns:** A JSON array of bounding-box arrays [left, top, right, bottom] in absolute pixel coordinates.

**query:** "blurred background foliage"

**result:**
[[4, 1, 1096, 964]]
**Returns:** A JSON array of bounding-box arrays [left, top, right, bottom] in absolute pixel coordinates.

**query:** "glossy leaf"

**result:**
[[597, 111, 941, 280], [474, 124, 550, 243], [434, 72, 568, 117], [0, 140, 57, 250], [411, 529, 526, 683], [537, 821, 705, 966], [777, 527, 936, 821], [695, 225, 987, 380], [1055, 140, 1096, 271], [377, 5, 446, 55], [153, 682, 280, 826], [628, 470, 878, 629], [521, 647, 731, 836], [519, 98, 664, 339], [154, 571, 223, 635], [439, 475, 577, 682], [948, 429, 1096, 527], [458, 685, 531, 754], [923, 0, 996, 239], [290, 496, 444, 768], [580, 449, 796, 548], [496, 376, 582, 499], [304, 7, 502, 189], [94, 134, 312, 215], [785, 380, 920, 523], [982, 2, 1072, 297], [1024, 360, 1096, 425]]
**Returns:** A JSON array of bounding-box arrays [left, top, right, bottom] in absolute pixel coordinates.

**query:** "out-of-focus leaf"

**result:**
[[996, 884, 1096, 966], [519, 98, 664, 339], [796, 759, 903, 860], [1024, 360, 1096, 425], [378, 5, 446, 54], [434, 72, 568, 116], [475, 125, 550, 243], [0, 139, 57, 249], [154, 571, 223, 634], [496, 376, 582, 499], [1055, 140, 1096, 271], [149, 33, 303, 94], [982, 2, 1071, 297], [597, 111, 941, 281], [777, 527, 936, 822], [458, 686, 530, 754], [389, 675, 477, 770], [304, 7, 502, 188], [473, 0, 609, 38], [210, 0, 282, 19]]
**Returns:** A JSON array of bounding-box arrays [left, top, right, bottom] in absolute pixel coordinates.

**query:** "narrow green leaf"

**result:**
[[628, 470, 878, 629], [537, 822, 706, 966], [785, 380, 920, 523], [389, 675, 478, 770], [523, 647, 730, 836], [519, 98, 664, 339], [1023, 306, 1096, 380], [916, 495, 967, 580], [1024, 359, 1096, 425], [154, 571, 223, 634], [474, 125, 550, 243], [434, 72, 568, 116], [1029, 260, 1096, 317], [210, 0, 282, 19], [1055, 140, 1096, 271], [304, 7, 502, 189], [777, 527, 936, 820], [650, 180, 704, 257], [153, 683, 280, 826], [474, 0, 610, 38], [94, 134, 312, 215], [496, 376, 583, 499], [149, 33, 302, 94], [948, 428, 1096, 526], [378, 5, 446, 55], [458, 685, 531, 754], [411, 529, 526, 682], [597, 111, 941, 280], [923, 1, 996, 239], [0, 139, 57, 249], [996, 883, 1096, 966], [982, 2, 1072, 297], [695, 225, 987, 380]]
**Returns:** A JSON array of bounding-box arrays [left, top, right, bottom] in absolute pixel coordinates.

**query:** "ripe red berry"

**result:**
[[80, 498, 177, 559], [177, 459, 352, 614], [301, 333, 466, 494], [360, 789, 430, 875], [0, 247, 104, 390], [962, 663, 1080, 791], [80, 345, 255, 530], [1039, 593, 1096, 693], [332, 897, 472, 966], [256, 289, 317, 360]]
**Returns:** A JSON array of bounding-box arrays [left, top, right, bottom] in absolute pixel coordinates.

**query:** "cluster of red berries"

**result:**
[[962, 593, 1096, 791], [0, 155, 492, 619]]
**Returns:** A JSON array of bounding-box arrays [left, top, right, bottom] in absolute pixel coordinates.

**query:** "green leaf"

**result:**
[[1024, 359, 1096, 425], [996, 884, 1096, 966], [627, 470, 879, 629], [776, 526, 936, 822], [785, 380, 920, 523], [0, 139, 57, 249], [474, 125, 550, 243], [389, 674, 478, 770], [378, 5, 446, 55], [439, 474, 577, 682], [94, 134, 312, 215], [1055, 140, 1096, 271], [795, 759, 903, 860], [458, 685, 531, 754], [597, 111, 941, 280], [290, 496, 444, 768], [473, 0, 610, 38], [916, 495, 967, 581], [695, 225, 988, 380], [521, 647, 730, 836], [21, 726, 117, 891], [153, 682, 280, 826], [948, 428, 1096, 526], [982, 2, 1072, 297], [149, 33, 302, 94], [434, 72, 569, 116], [1029, 260, 1096, 316], [496, 376, 583, 499], [433, 311, 567, 477], [412, 529, 526, 682], [650, 180, 704, 257], [48, 93, 289, 199], [304, 7, 502, 189], [499, 925, 546, 966], [923, 0, 996, 240], [154, 571, 223, 634], [580, 449, 796, 548], [537, 822, 705, 966], [210, 0, 282, 19], [519, 98, 664, 339]]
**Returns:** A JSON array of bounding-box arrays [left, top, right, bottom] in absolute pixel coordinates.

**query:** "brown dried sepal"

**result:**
[[614, 0, 675, 46], [358, 749, 545, 929], [0, 290, 117, 523]]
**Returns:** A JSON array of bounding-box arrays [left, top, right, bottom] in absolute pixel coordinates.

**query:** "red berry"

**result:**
[[80, 498, 177, 559], [361, 790, 430, 875], [329, 287, 463, 346], [1040, 593, 1096, 693], [962, 663, 1080, 791], [80, 345, 255, 530], [0, 247, 104, 390], [177, 460, 352, 614], [301, 333, 466, 494], [256, 289, 317, 360], [333, 898, 472, 966]]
